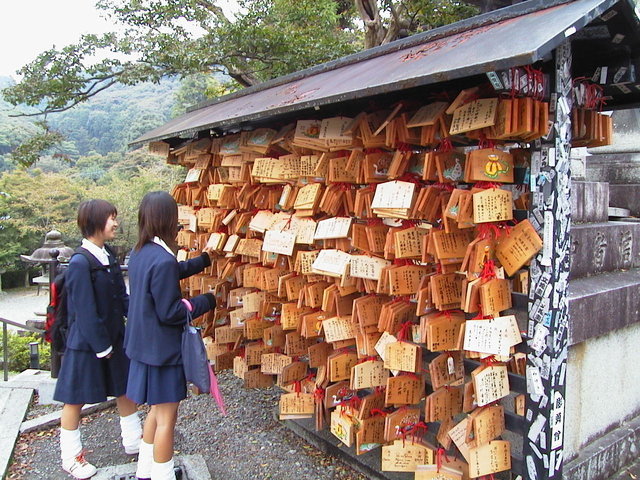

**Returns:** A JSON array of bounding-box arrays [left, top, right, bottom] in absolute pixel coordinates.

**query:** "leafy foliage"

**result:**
[[4, 332, 51, 372]]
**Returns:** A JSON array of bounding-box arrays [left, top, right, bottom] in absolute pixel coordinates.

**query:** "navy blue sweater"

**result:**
[[65, 248, 128, 354], [124, 243, 215, 366]]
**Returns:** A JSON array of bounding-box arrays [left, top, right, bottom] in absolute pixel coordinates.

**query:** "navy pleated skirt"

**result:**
[[53, 343, 129, 405], [126, 360, 187, 405]]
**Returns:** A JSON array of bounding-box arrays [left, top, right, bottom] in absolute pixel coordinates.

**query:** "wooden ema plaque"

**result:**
[[384, 341, 422, 373], [381, 439, 435, 472], [384, 407, 421, 442], [425, 386, 463, 422], [463, 315, 521, 357], [260, 353, 292, 375], [472, 188, 513, 224], [331, 409, 356, 447], [429, 352, 465, 390], [279, 392, 314, 419], [479, 278, 512, 316], [465, 148, 514, 183], [470, 405, 505, 446], [385, 374, 424, 406], [448, 417, 475, 462], [322, 316, 356, 342], [415, 465, 463, 480], [350, 360, 389, 390], [468, 440, 511, 478], [244, 368, 274, 389], [328, 350, 358, 382], [472, 364, 510, 407], [495, 218, 543, 276], [421, 311, 466, 352], [356, 414, 386, 455]]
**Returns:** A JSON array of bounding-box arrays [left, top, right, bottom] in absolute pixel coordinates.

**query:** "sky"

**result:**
[[0, 0, 240, 78], [0, 0, 113, 77]]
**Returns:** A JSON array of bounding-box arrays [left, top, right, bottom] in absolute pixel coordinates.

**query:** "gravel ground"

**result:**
[[8, 371, 368, 480]]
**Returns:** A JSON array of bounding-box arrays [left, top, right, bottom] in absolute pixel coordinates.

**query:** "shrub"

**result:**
[[2, 332, 51, 372]]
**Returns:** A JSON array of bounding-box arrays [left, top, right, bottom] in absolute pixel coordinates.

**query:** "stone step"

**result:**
[[569, 221, 640, 279], [609, 184, 640, 217], [571, 181, 609, 224], [568, 268, 640, 345], [585, 152, 640, 184], [0, 386, 33, 479]]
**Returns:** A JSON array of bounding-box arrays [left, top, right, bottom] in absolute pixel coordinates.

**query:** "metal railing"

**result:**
[[0, 317, 45, 382]]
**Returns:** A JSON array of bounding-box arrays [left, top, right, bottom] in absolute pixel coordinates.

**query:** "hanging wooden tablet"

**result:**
[[430, 273, 464, 310], [435, 151, 466, 183], [468, 440, 511, 478], [385, 373, 424, 406], [394, 227, 429, 258], [479, 278, 512, 316], [356, 414, 386, 455], [388, 265, 430, 295], [384, 407, 421, 441], [244, 368, 275, 389], [471, 364, 510, 407], [472, 188, 513, 224], [429, 352, 465, 389], [260, 352, 292, 375], [449, 98, 498, 135], [381, 439, 435, 472], [244, 342, 274, 367], [465, 148, 514, 183], [279, 392, 315, 419], [448, 417, 475, 462], [421, 310, 466, 351], [278, 361, 308, 387], [495, 218, 543, 277], [470, 405, 505, 447], [384, 341, 422, 373], [328, 350, 358, 382], [415, 465, 463, 480], [425, 386, 463, 422], [350, 359, 389, 390], [308, 341, 333, 368]]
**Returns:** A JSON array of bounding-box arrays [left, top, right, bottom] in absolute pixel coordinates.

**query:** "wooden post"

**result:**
[[524, 40, 573, 479]]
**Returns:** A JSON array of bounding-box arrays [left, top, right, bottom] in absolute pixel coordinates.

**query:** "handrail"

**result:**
[[0, 317, 45, 382], [0, 317, 45, 334]]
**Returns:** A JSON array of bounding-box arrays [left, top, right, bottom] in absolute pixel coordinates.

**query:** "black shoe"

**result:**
[[174, 466, 183, 480]]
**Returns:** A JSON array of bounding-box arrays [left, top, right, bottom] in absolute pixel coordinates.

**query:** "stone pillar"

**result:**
[[524, 41, 572, 480]]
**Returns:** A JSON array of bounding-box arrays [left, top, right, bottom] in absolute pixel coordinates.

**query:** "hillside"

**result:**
[[0, 75, 206, 169]]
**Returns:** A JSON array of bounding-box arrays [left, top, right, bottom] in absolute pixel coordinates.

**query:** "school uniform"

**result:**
[[125, 239, 215, 405], [53, 240, 130, 405]]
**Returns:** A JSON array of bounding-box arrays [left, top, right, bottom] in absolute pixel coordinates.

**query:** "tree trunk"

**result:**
[[355, 0, 387, 49]]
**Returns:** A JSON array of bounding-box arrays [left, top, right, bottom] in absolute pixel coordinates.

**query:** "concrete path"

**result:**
[[0, 385, 33, 479], [0, 287, 49, 332]]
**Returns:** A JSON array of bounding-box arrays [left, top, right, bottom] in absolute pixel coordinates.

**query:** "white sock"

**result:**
[[59, 427, 82, 463], [119, 411, 142, 454], [135, 440, 154, 479], [151, 457, 176, 480]]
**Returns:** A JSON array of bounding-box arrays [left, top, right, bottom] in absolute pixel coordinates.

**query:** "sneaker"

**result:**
[[62, 451, 97, 479]]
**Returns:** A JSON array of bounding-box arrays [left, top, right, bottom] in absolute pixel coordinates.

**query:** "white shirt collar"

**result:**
[[81, 238, 110, 266], [152, 236, 176, 257]]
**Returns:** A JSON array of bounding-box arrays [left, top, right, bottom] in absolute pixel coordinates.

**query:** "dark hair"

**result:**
[[77, 199, 118, 238], [135, 191, 179, 252]]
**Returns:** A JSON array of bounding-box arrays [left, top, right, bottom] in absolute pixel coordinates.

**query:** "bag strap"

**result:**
[[74, 247, 110, 276], [181, 299, 194, 326]]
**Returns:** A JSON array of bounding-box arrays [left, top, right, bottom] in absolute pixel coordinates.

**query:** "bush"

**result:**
[[2, 332, 51, 372]]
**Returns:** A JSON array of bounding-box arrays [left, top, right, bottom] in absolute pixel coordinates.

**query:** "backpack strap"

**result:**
[[73, 247, 109, 281]]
